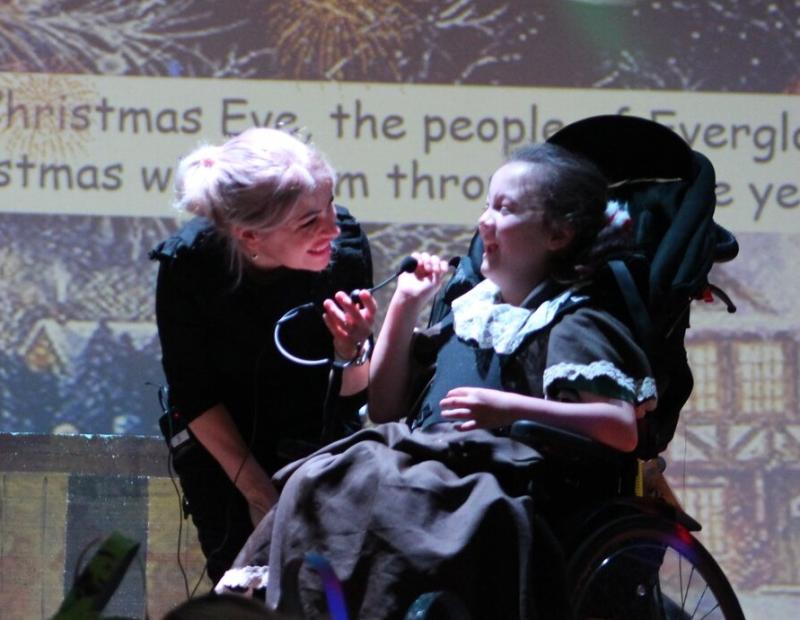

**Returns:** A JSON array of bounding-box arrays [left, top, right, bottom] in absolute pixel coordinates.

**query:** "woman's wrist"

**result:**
[[237, 467, 278, 509], [334, 339, 371, 367], [334, 342, 359, 360]]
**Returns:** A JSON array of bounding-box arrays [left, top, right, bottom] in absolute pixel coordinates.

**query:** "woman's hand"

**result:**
[[243, 486, 277, 527], [188, 404, 281, 526], [439, 387, 521, 431], [393, 252, 450, 308], [322, 289, 377, 360]]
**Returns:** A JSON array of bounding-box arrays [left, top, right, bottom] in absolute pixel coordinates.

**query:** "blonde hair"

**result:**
[[174, 128, 335, 274]]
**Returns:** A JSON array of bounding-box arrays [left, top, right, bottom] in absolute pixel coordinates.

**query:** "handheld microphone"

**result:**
[[275, 255, 459, 367], [276, 256, 421, 367], [350, 255, 418, 303]]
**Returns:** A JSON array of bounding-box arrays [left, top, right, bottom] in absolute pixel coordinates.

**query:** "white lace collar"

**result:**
[[451, 279, 588, 355]]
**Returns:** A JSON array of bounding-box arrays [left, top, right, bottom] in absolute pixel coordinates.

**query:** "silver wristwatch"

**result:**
[[335, 339, 372, 368]]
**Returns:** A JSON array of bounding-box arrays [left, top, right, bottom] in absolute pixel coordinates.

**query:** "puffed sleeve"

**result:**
[[330, 206, 374, 293], [153, 247, 222, 423], [543, 307, 657, 408]]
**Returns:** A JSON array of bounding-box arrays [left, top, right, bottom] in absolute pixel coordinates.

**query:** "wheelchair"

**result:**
[[408, 115, 745, 619]]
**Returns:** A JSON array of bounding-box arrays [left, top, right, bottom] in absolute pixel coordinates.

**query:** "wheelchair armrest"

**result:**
[[509, 420, 628, 468]]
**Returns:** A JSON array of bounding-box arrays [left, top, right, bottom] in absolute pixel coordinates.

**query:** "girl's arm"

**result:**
[[188, 404, 279, 526], [439, 387, 638, 453], [369, 253, 450, 424]]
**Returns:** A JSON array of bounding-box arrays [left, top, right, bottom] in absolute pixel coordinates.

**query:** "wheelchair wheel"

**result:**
[[568, 515, 745, 620]]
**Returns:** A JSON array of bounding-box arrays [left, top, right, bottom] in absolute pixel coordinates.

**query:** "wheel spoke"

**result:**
[[698, 602, 722, 620], [690, 582, 710, 618], [683, 561, 695, 612]]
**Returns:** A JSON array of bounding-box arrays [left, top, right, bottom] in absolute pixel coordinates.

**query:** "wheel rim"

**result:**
[[571, 523, 743, 620]]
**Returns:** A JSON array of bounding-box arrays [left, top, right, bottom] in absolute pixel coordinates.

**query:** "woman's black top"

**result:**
[[150, 206, 373, 474]]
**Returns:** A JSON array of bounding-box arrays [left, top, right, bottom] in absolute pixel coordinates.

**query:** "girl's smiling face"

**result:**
[[478, 161, 573, 304]]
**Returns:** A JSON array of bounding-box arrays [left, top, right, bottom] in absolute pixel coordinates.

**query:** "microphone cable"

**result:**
[[273, 255, 418, 444], [273, 256, 418, 368]]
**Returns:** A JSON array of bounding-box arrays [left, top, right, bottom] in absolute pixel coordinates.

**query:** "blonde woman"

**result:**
[[151, 128, 375, 583]]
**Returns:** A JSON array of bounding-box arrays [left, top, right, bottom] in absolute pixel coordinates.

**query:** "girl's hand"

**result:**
[[322, 289, 377, 360], [394, 252, 450, 307], [440, 387, 521, 431]]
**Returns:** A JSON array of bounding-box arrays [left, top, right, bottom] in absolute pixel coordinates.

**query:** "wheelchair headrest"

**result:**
[[547, 115, 694, 184], [549, 116, 738, 306]]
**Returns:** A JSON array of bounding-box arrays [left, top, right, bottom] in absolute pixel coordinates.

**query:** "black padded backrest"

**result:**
[[547, 114, 693, 185], [428, 233, 484, 327], [550, 116, 737, 314]]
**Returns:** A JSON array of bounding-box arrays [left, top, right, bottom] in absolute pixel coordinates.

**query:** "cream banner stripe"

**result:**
[[0, 72, 797, 232]]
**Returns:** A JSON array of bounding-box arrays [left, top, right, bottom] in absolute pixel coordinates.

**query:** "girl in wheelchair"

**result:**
[[233, 142, 656, 619]]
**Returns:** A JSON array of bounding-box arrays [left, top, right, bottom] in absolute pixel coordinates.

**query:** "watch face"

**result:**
[[354, 339, 372, 366]]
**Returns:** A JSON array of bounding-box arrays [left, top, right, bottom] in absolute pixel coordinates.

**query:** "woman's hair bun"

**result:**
[[173, 144, 224, 217]]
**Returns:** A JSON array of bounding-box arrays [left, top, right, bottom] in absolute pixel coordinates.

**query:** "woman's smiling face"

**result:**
[[478, 161, 571, 304], [238, 178, 340, 272]]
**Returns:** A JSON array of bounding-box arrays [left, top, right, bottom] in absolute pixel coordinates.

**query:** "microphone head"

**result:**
[[398, 256, 418, 274]]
